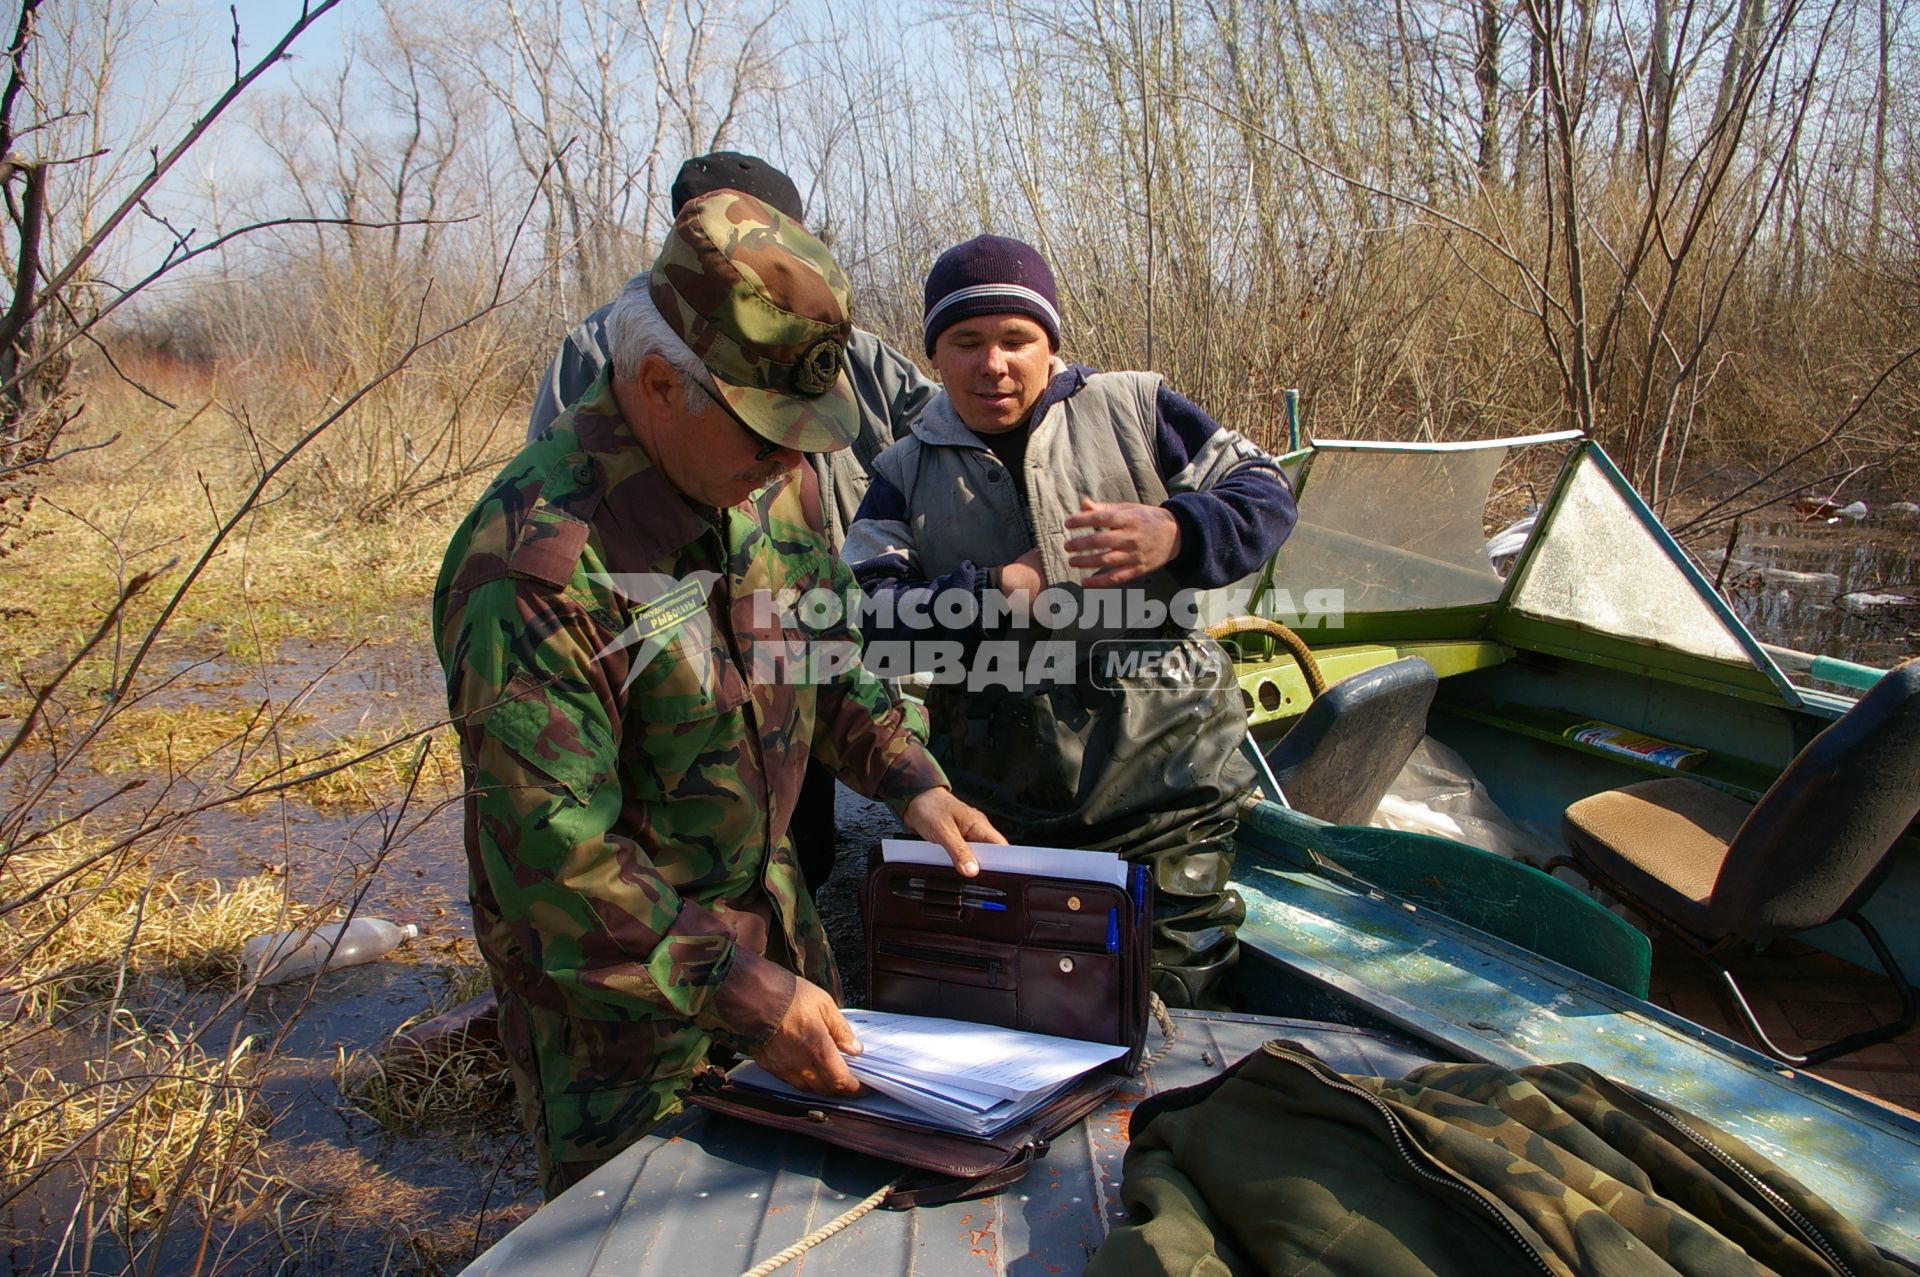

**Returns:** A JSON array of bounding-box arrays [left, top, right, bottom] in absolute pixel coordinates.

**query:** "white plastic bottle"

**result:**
[[242, 918, 419, 987]]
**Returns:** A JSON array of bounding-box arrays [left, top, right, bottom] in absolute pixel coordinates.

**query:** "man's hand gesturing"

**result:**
[[1064, 497, 1182, 586]]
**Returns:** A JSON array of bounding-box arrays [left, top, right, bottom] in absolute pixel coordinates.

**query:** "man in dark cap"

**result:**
[[527, 152, 934, 555], [845, 234, 1297, 1009], [441, 192, 1003, 1199], [528, 152, 937, 893]]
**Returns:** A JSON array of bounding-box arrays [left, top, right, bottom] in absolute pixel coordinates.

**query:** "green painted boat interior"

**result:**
[[1240, 800, 1653, 997], [1227, 432, 1920, 984]]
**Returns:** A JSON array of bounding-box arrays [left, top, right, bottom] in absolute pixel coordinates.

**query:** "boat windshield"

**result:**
[[1262, 433, 1794, 699], [1508, 450, 1755, 666], [1264, 438, 1560, 614]]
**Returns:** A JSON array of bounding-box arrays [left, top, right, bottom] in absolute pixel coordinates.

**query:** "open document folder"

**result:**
[[730, 1009, 1128, 1136]]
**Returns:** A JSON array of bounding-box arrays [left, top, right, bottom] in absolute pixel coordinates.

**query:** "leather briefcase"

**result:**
[[860, 846, 1152, 1071], [687, 845, 1154, 1207]]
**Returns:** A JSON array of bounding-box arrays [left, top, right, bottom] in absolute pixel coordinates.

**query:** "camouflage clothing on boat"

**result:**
[[1091, 1040, 1910, 1277], [433, 368, 945, 1197]]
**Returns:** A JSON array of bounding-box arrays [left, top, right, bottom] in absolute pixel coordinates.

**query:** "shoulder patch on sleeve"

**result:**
[[508, 506, 589, 588]]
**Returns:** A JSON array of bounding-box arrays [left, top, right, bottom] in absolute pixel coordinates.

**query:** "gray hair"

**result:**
[[604, 274, 716, 414]]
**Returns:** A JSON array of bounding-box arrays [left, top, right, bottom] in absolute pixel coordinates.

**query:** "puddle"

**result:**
[[1712, 515, 1920, 671], [180, 801, 470, 931], [3, 622, 913, 1274], [1, 956, 532, 1275], [2, 634, 524, 1274], [146, 630, 450, 742]]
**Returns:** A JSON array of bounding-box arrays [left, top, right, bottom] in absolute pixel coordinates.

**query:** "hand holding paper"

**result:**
[[752, 978, 863, 1097], [902, 787, 1009, 877], [737, 1009, 1126, 1134]]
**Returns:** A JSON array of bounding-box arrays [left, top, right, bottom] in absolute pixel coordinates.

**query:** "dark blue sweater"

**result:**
[[848, 366, 1295, 646]]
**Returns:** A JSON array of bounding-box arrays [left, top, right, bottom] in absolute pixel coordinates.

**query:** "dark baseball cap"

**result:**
[[671, 152, 805, 224]]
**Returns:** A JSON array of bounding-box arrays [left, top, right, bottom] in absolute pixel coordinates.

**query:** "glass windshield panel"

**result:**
[[1508, 453, 1752, 664], [1263, 448, 1511, 613]]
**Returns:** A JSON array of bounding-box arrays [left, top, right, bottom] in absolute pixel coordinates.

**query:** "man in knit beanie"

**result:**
[[844, 234, 1298, 1008]]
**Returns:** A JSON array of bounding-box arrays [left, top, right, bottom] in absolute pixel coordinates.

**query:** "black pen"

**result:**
[[890, 887, 1007, 911]]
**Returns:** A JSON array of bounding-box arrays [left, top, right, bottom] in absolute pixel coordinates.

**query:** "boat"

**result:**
[[459, 430, 1920, 1274]]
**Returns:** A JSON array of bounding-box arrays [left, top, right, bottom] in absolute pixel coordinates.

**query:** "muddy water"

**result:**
[[1712, 513, 1920, 673], [3, 636, 534, 1275]]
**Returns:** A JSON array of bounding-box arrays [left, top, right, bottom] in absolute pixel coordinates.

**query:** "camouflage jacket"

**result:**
[[433, 371, 946, 1051], [1091, 1041, 1908, 1277]]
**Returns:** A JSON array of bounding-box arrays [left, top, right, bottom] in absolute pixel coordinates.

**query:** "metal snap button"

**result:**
[[573, 461, 594, 485], [1067, 896, 1081, 911], [1058, 956, 1075, 973]]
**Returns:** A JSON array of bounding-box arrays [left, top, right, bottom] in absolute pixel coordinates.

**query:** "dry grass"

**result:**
[[336, 1035, 513, 1135], [80, 703, 311, 776], [2, 371, 473, 686], [260, 1144, 458, 1273], [31, 693, 459, 820], [336, 962, 511, 1135], [274, 726, 462, 812], [1, 835, 305, 1021], [0, 1029, 267, 1232]]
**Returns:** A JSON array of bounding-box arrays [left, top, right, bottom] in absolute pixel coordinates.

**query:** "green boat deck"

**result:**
[[1229, 815, 1920, 1262]]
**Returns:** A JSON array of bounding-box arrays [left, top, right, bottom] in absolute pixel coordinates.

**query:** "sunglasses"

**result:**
[[691, 375, 782, 462]]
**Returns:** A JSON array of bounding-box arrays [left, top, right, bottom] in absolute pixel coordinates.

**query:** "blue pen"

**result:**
[[1106, 907, 1120, 953]]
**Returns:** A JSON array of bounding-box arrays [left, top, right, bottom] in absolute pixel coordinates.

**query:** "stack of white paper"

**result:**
[[880, 838, 1130, 888], [733, 1008, 1126, 1136]]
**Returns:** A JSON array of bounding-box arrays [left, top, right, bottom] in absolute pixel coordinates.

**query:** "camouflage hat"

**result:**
[[649, 191, 859, 454]]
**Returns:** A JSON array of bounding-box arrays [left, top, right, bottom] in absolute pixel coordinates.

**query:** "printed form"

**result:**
[[732, 1009, 1126, 1135]]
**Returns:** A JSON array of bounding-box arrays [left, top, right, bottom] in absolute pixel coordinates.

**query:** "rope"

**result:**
[[738, 1175, 902, 1277], [1205, 615, 1327, 698]]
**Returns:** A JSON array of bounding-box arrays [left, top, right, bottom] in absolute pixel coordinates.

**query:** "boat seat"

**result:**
[[1262, 656, 1438, 826], [1558, 658, 1920, 1067]]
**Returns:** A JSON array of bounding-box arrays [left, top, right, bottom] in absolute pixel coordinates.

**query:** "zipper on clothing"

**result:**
[[1638, 1097, 1855, 1277], [1269, 1046, 1558, 1277]]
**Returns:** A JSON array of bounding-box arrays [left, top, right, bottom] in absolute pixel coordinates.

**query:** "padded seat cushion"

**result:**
[[1563, 778, 1754, 936]]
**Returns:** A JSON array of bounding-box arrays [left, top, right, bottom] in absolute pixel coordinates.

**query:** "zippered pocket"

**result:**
[[871, 932, 1020, 1028], [876, 940, 1012, 987]]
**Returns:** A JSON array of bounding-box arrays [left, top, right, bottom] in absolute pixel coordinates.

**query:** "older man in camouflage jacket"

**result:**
[[434, 192, 1003, 1199], [527, 151, 938, 897]]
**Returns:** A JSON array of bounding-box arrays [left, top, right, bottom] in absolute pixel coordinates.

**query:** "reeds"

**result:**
[[1, 837, 305, 1021], [337, 964, 513, 1134], [0, 1031, 266, 1233]]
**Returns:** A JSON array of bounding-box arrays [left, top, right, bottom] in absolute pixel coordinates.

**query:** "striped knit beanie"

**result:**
[[922, 235, 1061, 356]]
